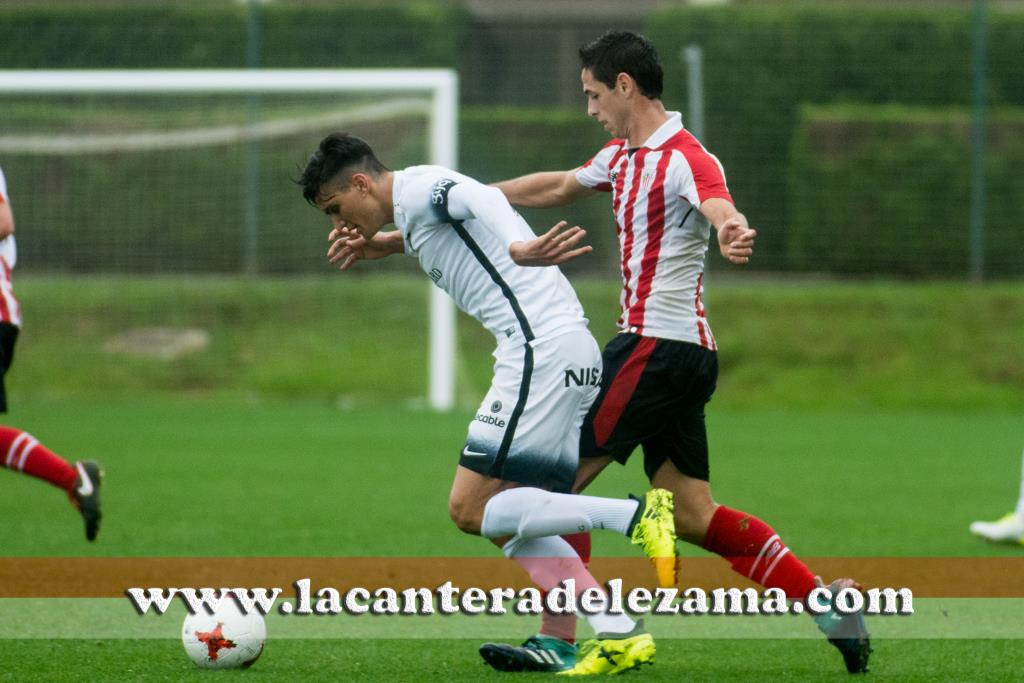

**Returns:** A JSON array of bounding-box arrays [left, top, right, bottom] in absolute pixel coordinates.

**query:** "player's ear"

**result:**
[[351, 173, 370, 196], [616, 72, 632, 95]]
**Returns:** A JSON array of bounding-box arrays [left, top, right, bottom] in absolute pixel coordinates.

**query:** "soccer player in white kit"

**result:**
[[299, 133, 676, 674]]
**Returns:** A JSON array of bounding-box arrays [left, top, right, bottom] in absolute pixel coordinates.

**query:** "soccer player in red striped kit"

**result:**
[[0, 166, 102, 541], [479, 31, 871, 674]]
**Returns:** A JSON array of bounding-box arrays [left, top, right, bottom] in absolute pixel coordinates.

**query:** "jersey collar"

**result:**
[[633, 111, 683, 151]]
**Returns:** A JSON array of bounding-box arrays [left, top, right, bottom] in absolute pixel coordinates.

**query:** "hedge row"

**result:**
[[787, 104, 1024, 277], [646, 5, 1024, 271], [15, 101, 1021, 278], [4, 3, 1024, 277], [0, 3, 466, 68]]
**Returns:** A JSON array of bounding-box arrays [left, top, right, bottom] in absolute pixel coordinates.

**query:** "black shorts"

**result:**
[[580, 333, 717, 482], [0, 322, 18, 414]]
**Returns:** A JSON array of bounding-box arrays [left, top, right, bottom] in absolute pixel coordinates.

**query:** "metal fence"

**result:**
[[0, 0, 1019, 279]]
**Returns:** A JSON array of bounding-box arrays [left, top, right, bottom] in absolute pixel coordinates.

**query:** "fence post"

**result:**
[[242, 0, 262, 275], [682, 45, 705, 142], [969, 0, 988, 281]]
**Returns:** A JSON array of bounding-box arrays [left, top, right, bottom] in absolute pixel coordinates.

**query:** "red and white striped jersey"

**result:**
[[0, 168, 23, 328], [576, 112, 732, 349]]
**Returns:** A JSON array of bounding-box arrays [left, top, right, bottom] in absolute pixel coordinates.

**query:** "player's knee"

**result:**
[[447, 496, 483, 535]]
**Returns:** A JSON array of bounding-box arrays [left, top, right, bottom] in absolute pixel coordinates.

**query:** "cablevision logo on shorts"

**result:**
[[126, 579, 914, 617]]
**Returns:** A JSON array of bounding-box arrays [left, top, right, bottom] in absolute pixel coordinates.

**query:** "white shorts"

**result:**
[[460, 328, 602, 492]]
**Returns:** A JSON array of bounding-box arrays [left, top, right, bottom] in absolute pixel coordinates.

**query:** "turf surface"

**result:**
[[1, 276, 1021, 678], [2, 396, 1021, 558], [11, 276, 1024, 411], [0, 638, 1018, 682], [1, 396, 1021, 679]]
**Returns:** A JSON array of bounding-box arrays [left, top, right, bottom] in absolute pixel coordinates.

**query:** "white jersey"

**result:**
[[0, 168, 21, 328], [576, 112, 732, 349], [393, 165, 587, 351]]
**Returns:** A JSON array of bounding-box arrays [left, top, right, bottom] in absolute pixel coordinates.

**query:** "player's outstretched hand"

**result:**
[[716, 216, 756, 265], [509, 220, 593, 267], [327, 226, 400, 270]]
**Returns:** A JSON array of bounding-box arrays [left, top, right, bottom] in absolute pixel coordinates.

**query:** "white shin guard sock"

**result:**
[[481, 487, 639, 540]]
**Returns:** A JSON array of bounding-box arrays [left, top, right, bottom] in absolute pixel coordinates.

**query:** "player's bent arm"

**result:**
[[372, 229, 406, 256], [698, 197, 734, 225], [0, 199, 14, 240], [493, 170, 595, 209], [448, 183, 592, 267], [700, 197, 757, 265]]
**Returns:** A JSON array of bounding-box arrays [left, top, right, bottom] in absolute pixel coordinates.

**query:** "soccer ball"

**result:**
[[181, 593, 266, 669]]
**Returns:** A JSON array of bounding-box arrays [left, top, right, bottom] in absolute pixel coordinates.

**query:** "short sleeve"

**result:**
[[574, 141, 623, 193], [442, 179, 529, 249], [668, 133, 733, 206]]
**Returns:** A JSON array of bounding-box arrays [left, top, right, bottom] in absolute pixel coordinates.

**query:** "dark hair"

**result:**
[[579, 30, 663, 100], [299, 133, 387, 205]]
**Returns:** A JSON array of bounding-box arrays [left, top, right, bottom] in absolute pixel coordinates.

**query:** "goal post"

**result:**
[[0, 69, 458, 411]]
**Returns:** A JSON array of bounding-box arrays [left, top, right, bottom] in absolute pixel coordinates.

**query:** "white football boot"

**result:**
[[969, 512, 1024, 544]]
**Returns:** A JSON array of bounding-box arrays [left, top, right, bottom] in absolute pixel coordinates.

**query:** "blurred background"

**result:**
[[0, 0, 1020, 411], [1, 0, 1021, 278]]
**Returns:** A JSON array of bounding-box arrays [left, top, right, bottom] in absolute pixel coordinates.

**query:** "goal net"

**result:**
[[0, 69, 457, 408]]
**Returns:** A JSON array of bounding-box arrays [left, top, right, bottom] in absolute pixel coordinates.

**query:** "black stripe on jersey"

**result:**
[[430, 178, 534, 477], [678, 205, 695, 227], [428, 179, 535, 343]]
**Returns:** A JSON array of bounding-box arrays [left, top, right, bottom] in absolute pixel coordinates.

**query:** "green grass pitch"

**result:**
[[0, 277, 1021, 679], [0, 396, 1020, 680], [1, 638, 1019, 682]]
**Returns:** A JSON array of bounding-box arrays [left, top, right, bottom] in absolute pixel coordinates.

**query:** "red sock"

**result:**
[[0, 426, 77, 492], [562, 531, 592, 565], [539, 532, 591, 643], [702, 506, 816, 599]]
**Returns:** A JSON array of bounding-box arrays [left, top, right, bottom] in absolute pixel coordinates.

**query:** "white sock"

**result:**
[[502, 535, 636, 636], [586, 598, 639, 636], [481, 487, 639, 540], [1016, 448, 1024, 517]]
